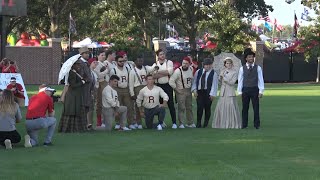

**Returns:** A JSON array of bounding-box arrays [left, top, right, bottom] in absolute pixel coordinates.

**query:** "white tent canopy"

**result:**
[[72, 37, 102, 48], [259, 34, 271, 42]]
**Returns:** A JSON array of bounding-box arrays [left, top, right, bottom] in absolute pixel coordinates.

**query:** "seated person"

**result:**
[[6, 77, 25, 107]]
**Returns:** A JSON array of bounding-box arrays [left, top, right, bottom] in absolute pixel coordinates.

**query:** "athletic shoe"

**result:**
[[87, 124, 93, 130], [161, 122, 167, 128], [129, 124, 136, 130], [187, 123, 196, 128], [101, 124, 106, 128], [137, 125, 143, 129], [4, 139, 12, 150], [24, 135, 32, 148], [172, 124, 177, 129], [121, 127, 132, 131], [134, 123, 139, 128], [114, 124, 121, 130], [179, 124, 185, 129], [43, 142, 53, 146], [157, 124, 163, 130]]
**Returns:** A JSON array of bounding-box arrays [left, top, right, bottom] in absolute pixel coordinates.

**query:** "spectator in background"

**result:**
[[87, 58, 98, 130], [2, 58, 19, 73], [6, 77, 25, 107], [0, 89, 24, 149]]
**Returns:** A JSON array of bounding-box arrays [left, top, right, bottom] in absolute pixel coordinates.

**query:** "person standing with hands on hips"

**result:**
[[237, 50, 264, 129], [191, 58, 219, 128]]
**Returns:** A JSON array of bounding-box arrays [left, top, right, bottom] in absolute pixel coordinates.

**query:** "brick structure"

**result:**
[[250, 41, 264, 69], [5, 38, 62, 85]]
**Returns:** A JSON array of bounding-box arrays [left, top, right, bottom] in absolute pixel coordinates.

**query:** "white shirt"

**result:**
[[136, 85, 169, 109], [191, 68, 219, 97], [237, 63, 264, 95], [110, 66, 130, 88], [153, 59, 174, 84], [102, 85, 120, 108], [94, 61, 109, 82], [129, 66, 153, 96], [103, 60, 116, 82], [169, 67, 193, 89]]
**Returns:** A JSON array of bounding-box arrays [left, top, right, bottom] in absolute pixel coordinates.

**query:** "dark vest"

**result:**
[[196, 68, 215, 92], [243, 65, 258, 87]]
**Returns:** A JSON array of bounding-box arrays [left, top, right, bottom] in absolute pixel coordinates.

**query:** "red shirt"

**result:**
[[6, 83, 25, 99], [2, 65, 17, 73], [26, 92, 54, 119]]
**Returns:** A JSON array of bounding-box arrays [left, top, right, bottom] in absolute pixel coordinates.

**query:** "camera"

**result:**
[[50, 90, 60, 103]]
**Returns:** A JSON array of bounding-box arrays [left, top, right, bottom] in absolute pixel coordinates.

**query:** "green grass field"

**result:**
[[1, 84, 320, 180]]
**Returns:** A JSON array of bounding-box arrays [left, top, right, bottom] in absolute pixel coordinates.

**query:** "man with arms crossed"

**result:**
[[110, 55, 135, 130], [136, 75, 169, 130], [152, 49, 177, 129], [101, 75, 131, 131], [169, 56, 195, 128]]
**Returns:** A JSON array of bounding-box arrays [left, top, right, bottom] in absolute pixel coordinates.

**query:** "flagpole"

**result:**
[[68, 13, 71, 51]]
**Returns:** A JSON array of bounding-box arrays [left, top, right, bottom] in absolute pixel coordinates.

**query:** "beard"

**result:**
[[136, 65, 142, 69], [182, 66, 188, 71], [118, 64, 124, 67]]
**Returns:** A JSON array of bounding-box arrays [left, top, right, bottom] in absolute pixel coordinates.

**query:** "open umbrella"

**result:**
[[58, 54, 81, 84], [213, 52, 242, 74]]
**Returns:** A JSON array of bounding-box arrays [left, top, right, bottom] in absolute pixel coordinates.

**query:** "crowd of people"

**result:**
[[0, 46, 264, 150]]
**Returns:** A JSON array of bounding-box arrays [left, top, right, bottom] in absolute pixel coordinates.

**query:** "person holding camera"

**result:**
[[1, 58, 19, 73], [6, 77, 25, 107], [25, 85, 56, 147]]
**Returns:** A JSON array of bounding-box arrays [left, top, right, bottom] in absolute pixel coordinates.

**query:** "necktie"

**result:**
[[201, 71, 207, 89], [249, 64, 253, 70]]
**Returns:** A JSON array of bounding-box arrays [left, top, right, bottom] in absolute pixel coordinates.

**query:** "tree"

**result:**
[[168, 0, 272, 53]]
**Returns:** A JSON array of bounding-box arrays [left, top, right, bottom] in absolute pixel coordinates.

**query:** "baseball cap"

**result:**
[[10, 77, 16, 82]]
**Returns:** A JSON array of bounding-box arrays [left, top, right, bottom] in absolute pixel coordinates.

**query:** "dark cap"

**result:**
[[203, 58, 213, 65], [10, 77, 16, 82]]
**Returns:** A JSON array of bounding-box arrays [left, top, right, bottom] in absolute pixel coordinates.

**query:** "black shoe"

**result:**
[[241, 126, 248, 129], [255, 127, 260, 129], [196, 125, 202, 128], [43, 142, 53, 146]]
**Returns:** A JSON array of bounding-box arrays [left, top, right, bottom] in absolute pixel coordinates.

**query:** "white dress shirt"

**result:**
[[237, 63, 264, 95], [191, 68, 219, 97]]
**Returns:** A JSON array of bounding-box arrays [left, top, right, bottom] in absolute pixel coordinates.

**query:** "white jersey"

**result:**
[[110, 66, 130, 88], [153, 59, 174, 84], [102, 60, 116, 82], [169, 67, 193, 90], [102, 85, 120, 108], [128, 66, 153, 96], [136, 85, 169, 109], [94, 61, 109, 82]]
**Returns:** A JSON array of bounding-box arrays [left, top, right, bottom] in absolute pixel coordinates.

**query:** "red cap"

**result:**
[[182, 56, 191, 64], [117, 51, 127, 57], [88, 58, 97, 65]]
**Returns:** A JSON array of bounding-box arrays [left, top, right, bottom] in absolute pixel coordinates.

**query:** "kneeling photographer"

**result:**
[[25, 84, 57, 147]]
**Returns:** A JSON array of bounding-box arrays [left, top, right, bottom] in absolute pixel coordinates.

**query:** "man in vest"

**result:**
[[153, 49, 177, 129], [136, 74, 169, 130], [237, 50, 264, 129], [169, 56, 195, 128], [110, 55, 134, 130], [191, 58, 218, 128], [129, 55, 155, 129], [78, 47, 93, 124]]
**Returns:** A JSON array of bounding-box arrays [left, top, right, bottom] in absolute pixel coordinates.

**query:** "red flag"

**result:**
[[259, 16, 271, 22], [276, 25, 284, 32]]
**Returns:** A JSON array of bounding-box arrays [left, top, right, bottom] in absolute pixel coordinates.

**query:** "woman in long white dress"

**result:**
[[212, 58, 242, 129]]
